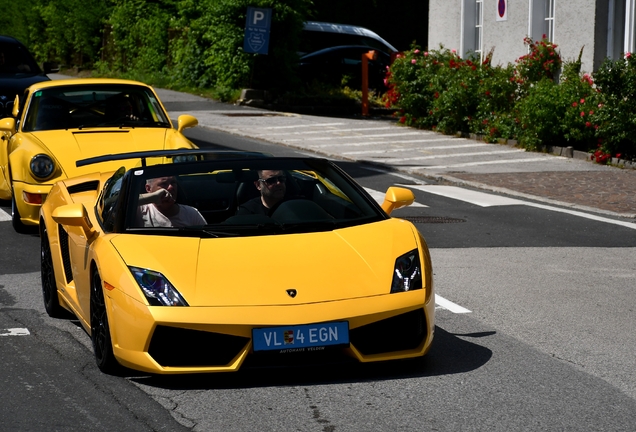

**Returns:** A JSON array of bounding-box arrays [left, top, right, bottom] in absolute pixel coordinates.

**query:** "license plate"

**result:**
[[252, 321, 349, 352]]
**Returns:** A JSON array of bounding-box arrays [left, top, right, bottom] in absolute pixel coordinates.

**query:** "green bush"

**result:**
[[592, 54, 636, 161], [386, 36, 635, 163]]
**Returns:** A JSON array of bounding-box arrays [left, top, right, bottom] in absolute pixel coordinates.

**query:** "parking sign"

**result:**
[[243, 7, 272, 55]]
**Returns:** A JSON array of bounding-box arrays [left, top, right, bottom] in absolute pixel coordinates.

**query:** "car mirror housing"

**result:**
[[0, 117, 16, 134], [177, 114, 198, 132], [12, 95, 19, 118], [52, 203, 98, 241], [381, 186, 415, 215]]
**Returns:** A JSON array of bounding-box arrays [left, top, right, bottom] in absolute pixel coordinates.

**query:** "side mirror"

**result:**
[[52, 203, 98, 241], [177, 114, 198, 132], [11, 94, 19, 118], [0, 117, 16, 134], [381, 186, 415, 215], [43, 62, 60, 74]]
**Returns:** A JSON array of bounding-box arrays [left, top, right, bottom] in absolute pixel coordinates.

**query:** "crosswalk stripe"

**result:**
[[0, 209, 11, 222], [311, 137, 458, 148], [342, 143, 490, 155]]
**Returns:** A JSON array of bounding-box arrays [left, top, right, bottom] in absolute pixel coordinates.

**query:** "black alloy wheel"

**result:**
[[40, 223, 64, 318], [90, 266, 119, 374]]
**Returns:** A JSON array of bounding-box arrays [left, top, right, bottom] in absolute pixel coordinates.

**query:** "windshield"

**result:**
[[22, 84, 171, 131], [110, 158, 387, 237]]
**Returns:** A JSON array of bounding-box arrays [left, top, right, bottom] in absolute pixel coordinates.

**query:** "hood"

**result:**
[[26, 128, 170, 177], [111, 219, 418, 307]]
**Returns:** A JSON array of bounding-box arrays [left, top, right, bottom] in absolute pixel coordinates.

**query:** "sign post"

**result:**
[[243, 7, 272, 55]]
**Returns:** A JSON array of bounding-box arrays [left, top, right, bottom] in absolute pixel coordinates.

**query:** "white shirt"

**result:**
[[138, 204, 206, 227]]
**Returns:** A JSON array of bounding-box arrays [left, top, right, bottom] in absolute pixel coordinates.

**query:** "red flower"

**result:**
[[580, 111, 585, 117], [585, 121, 591, 127], [616, 153, 622, 159], [572, 102, 578, 107], [580, 98, 585, 104], [399, 116, 406, 124]]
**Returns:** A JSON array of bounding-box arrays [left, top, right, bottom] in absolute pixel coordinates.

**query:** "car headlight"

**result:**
[[128, 266, 189, 306], [390, 249, 422, 293], [30, 154, 55, 179]]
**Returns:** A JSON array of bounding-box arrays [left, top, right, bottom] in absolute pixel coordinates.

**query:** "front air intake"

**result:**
[[148, 326, 249, 367]]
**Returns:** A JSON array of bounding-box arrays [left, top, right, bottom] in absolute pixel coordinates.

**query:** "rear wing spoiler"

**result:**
[[76, 149, 271, 168]]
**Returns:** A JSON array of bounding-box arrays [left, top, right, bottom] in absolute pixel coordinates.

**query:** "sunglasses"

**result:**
[[259, 176, 287, 186]]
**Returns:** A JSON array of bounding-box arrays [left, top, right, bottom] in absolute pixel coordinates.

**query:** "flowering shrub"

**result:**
[[591, 54, 636, 162], [514, 36, 562, 92], [470, 62, 518, 142], [384, 36, 635, 163]]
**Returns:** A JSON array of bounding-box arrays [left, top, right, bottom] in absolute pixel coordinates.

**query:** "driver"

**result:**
[[137, 176, 206, 227], [236, 169, 288, 216]]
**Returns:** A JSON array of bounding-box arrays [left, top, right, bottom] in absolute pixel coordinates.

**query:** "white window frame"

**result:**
[[625, 0, 635, 53], [461, 0, 483, 60], [528, 0, 556, 43], [476, 0, 484, 61]]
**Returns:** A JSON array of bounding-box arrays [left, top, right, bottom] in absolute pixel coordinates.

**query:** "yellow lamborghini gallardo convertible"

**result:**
[[0, 78, 198, 233], [40, 149, 435, 374]]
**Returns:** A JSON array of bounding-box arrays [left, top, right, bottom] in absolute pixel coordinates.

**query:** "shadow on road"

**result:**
[[128, 326, 493, 390]]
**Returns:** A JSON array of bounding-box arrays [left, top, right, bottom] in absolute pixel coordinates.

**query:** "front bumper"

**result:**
[[12, 181, 51, 225], [105, 288, 436, 374]]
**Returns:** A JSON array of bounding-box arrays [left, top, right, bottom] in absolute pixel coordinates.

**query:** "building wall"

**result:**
[[429, 0, 611, 73], [482, 0, 532, 67], [428, 0, 463, 52]]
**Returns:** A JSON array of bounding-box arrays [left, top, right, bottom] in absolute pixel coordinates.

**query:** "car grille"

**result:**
[[58, 225, 73, 284], [350, 309, 427, 355], [148, 325, 250, 367]]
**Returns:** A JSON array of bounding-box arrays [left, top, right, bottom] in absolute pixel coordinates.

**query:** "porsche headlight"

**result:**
[[129, 266, 189, 306], [390, 249, 422, 293], [30, 154, 55, 179]]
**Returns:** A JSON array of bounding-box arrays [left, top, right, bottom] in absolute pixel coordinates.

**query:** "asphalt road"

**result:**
[[1, 87, 635, 431]]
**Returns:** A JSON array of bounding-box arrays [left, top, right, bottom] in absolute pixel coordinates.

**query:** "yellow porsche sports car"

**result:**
[[0, 78, 198, 233], [40, 149, 435, 374]]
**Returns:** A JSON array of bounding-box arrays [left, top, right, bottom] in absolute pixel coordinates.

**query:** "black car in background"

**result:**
[[298, 45, 392, 91], [298, 22, 397, 91], [0, 35, 57, 118]]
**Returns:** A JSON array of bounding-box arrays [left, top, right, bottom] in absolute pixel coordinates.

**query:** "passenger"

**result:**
[[137, 176, 206, 227], [236, 169, 288, 216], [106, 96, 139, 122]]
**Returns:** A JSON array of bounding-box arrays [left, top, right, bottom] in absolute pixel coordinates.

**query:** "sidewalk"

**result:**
[[155, 86, 636, 221]]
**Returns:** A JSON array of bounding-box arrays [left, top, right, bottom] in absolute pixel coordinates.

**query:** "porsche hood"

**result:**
[[26, 128, 172, 176], [111, 220, 420, 307]]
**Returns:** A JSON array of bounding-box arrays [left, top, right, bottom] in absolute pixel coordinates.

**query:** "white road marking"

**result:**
[[420, 156, 560, 169], [406, 185, 525, 207], [311, 137, 458, 148], [285, 131, 423, 141], [377, 149, 524, 163], [364, 187, 427, 207], [261, 126, 394, 135], [0, 209, 10, 222], [435, 295, 472, 313], [405, 185, 636, 230], [0, 328, 31, 336], [264, 122, 345, 129], [342, 143, 490, 155]]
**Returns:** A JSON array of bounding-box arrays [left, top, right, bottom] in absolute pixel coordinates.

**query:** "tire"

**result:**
[[40, 223, 64, 318], [11, 192, 31, 234], [90, 266, 120, 374]]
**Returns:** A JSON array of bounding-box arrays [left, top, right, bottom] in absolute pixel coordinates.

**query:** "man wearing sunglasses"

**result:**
[[237, 169, 288, 216]]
